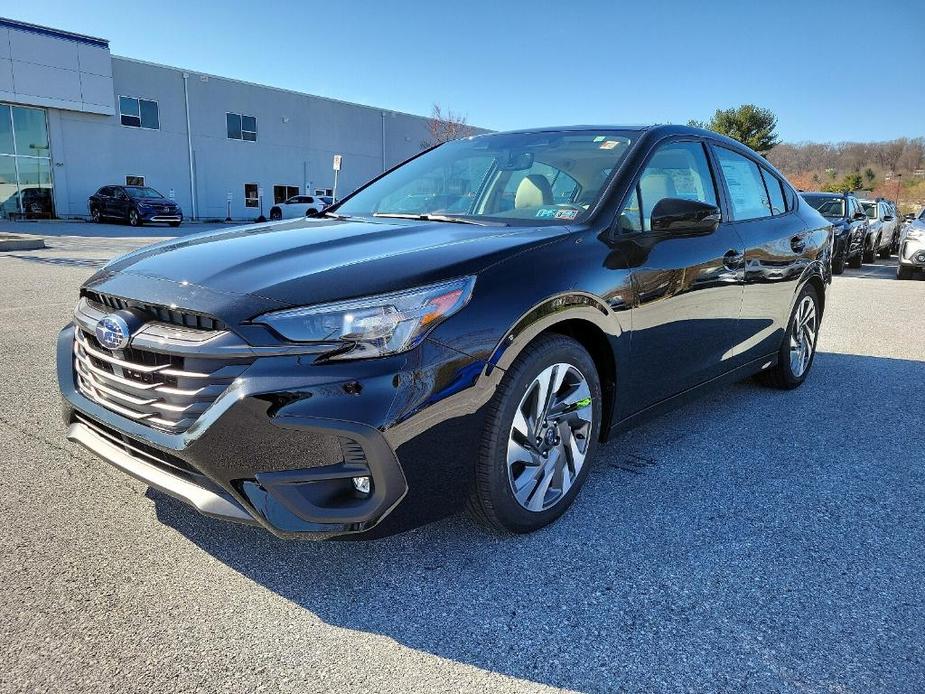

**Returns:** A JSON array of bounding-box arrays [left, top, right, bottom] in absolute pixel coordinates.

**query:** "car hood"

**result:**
[[89, 216, 571, 313]]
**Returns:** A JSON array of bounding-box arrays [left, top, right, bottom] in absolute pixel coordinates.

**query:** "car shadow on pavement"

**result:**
[[839, 259, 914, 281], [151, 351, 925, 692]]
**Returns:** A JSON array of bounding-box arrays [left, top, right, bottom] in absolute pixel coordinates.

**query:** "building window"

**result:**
[[227, 113, 257, 141], [314, 188, 334, 197], [273, 185, 300, 204], [125, 175, 145, 186], [244, 183, 259, 208], [120, 96, 159, 129]]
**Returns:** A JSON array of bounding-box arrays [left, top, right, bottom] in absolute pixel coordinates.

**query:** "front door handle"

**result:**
[[791, 236, 806, 253], [723, 249, 744, 270]]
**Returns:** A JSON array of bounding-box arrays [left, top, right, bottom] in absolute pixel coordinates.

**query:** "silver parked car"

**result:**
[[897, 208, 925, 280], [859, 199, 900, 262]]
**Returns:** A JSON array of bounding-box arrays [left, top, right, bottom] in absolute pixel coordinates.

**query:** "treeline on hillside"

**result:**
[[767, 139, 925, 207]]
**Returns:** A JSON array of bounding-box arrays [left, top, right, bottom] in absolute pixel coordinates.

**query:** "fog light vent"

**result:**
[[352, 476, 371, 495]]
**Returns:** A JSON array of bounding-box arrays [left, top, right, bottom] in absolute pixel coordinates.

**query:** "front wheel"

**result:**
[[832, 247, 846, 274], [897, 265, 915, 280], [863, 237, 877, 264], [128, 209, 142, 227], [468, 334, 602, 534], [757, 284, 820, 390], [169, 222, 181, 228], [879, 240, 892, 259]]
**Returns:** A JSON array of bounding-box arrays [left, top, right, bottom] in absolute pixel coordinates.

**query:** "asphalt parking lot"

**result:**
[[1, 236, 923, 693]]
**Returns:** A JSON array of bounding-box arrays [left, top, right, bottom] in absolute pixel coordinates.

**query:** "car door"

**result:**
[[95, 187, 111, 217], [111, 187, 130, 220], [616, 139, 746, 409], [712, 145, 821, 363]]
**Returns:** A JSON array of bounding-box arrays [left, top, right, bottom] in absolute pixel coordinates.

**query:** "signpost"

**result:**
[[225, 192, 232, 222], [332, 154, 342, 202], [257, 186, 266, 222]]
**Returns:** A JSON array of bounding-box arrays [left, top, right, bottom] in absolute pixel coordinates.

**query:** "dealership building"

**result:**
[[0, 17, 443, 221]]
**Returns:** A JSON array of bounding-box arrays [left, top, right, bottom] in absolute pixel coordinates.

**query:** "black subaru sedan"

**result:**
[[58, 125, 831, 538]]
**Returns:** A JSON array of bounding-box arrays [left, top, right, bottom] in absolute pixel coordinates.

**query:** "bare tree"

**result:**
[[422, 104, 474, 148]]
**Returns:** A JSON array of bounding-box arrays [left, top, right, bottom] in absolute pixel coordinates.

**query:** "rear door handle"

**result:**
[[791, 235, 806, 253], [723, 249, 744, 270]]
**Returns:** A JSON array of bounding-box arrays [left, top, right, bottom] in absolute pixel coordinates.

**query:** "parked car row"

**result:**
[[800, 191, 905, 275]]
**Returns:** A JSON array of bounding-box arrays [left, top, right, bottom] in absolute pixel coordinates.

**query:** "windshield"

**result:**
[[802, 194, 845, 218], [861, 202, 877, 219], [126, 186, 165, 200], [335, 130, 634, 225]]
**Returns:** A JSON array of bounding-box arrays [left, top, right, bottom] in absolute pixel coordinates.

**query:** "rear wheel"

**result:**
[[269, 208, 282, 221], [468, 334, 601, 534], [90, 206, 101, 223], [758, 283, 820, 390]]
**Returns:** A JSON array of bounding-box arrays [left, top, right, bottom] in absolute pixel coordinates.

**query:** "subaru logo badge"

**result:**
[[95, 314, 132, 350]]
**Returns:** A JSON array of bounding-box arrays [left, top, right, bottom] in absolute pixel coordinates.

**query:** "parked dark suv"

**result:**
[[800, 191, 867, 273], [58, 125, 831, 539], [89, 185, 183, 227]]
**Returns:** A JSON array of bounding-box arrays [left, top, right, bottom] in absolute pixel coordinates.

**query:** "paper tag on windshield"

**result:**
[[599, 140, 619, 150]]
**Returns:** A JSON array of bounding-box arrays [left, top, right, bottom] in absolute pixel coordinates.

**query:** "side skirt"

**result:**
[[610, 353, 779, 436]]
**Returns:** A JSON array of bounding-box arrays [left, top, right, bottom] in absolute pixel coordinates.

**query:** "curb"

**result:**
[[0, 233, 46, 251]]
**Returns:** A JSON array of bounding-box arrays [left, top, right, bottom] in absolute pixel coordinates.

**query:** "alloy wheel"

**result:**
[[789, 295, 817, 378], [506, 363, 593, 512]]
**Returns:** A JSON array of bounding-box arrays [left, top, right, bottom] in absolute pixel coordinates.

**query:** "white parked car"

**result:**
[[897, 208, 925, 280], [859, 199, 900, 262], [269, 195, 326, 221]]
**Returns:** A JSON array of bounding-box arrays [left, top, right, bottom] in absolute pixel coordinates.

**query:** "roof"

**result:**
[[0, 16, 109, 48]]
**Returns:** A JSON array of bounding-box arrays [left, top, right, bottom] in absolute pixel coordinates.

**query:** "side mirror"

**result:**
[[650, 198, 720, 234], [883, 215, 894, 222], [904, 213, 915, 221], [853, 212, 867, 220]]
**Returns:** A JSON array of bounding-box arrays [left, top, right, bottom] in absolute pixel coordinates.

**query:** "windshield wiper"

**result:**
[[322, 212, 353, 220], [372, 213, 507, 227]]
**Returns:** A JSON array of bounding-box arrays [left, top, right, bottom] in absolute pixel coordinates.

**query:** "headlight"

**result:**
[[906, 228, 925, 241], [256, 276, 476, 359]]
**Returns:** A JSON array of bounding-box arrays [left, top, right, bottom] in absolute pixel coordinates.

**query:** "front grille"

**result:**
[[74, 326, 251, 433], [83, 290, 226, 331]]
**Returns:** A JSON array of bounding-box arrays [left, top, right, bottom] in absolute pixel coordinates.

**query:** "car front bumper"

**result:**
[[898, 236, 925, 268], [139, 209, 182, 223], [57, 318, 492, 539]]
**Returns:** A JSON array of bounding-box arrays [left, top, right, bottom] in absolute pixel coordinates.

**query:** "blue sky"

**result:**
[[6, 0, 924, 142]]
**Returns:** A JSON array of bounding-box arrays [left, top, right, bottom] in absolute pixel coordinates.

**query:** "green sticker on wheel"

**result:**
[[574, 397, 592, 409]]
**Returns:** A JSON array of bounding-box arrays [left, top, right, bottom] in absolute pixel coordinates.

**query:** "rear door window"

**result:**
[[713, 147, 772, 221], [760, 168, 787, 215]]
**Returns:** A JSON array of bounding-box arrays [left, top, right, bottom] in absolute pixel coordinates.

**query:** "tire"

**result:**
[[897, 265, 914, 280], [831, 247, 846, 275], [90, 206, 101, 223], [128, 209, 142, 227], [879, 240, 891, 259], [270, 208, 282, 221], [468, 334, 602, 534], [169, 222, 181, 228], [757, 283, 820, 390], [863, 237, 876, 264], [847, 250, 862, 269]]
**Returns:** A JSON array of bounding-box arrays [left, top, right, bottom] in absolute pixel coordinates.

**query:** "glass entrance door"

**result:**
[[0, 104, 55, 220]]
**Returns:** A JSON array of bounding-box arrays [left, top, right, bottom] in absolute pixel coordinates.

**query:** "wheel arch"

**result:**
[[484, 292, 624, 443]]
